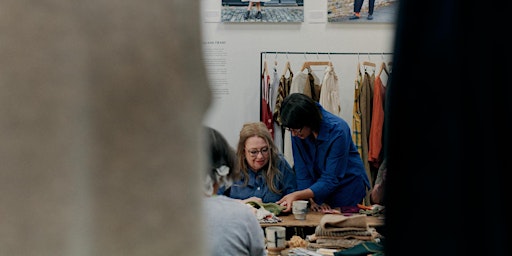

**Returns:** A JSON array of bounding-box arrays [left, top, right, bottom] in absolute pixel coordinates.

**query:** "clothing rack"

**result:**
[[258, 51, 394, 121]]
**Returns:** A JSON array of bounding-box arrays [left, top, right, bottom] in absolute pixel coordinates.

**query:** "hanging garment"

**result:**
[[308, 70, 322, 103], [261, 65, 273, 137], [359, 69, 375, 199], [289, 70, 311, 96], [270, 65, 283, 153], [319, 65, 341, 116], [352, 66, 363, 158], [368, 75, 386, 168], [284, 67, 322, 166], [269, 65, 279, 114], [273, 62, 293, 126], [360, 70, 374, 158], [273, 64, 293, 153], [283, 69, 312, 166], [300, 61, 328, 102]]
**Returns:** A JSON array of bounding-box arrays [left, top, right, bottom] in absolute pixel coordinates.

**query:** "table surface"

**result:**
[[261, 211, 384, 228]]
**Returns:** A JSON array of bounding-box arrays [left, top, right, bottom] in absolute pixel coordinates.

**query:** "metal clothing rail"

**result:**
[[260, 51, 393, 55], [259, 51, 393, 78]]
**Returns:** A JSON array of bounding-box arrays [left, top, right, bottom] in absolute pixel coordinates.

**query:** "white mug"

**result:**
[[292, 200, 308, 220], [265, 226, 286, 249]]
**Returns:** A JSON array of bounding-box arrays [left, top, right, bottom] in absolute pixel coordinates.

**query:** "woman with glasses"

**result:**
[[276, 93, 371, 213], [218, 122, 297, 204]]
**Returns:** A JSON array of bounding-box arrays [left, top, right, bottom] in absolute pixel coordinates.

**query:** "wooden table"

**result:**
[[261, 211, 384, 228]]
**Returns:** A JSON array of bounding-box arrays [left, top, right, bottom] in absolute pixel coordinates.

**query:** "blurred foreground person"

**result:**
[[203, 126, 267, 256], [1, 1, 210, 255]]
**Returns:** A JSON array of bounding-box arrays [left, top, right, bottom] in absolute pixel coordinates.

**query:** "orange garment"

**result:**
[[368, 76, 386, 167]]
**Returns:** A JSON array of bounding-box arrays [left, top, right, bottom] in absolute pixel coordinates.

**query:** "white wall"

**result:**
[[200, 0, 396, 147]]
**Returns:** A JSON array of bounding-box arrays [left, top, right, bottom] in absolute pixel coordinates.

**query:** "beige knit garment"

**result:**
[[319, 65, 341, 116], [319, 214, 369, 231]]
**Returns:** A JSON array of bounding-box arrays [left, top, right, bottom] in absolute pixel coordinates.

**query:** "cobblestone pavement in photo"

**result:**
[[222, 7, 304, 23], [328, 2, 398, 23]]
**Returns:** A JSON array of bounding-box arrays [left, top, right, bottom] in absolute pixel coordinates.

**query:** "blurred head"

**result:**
[[280, 93, 322, 138], [204, 126, 239, 196], [236, 122, 281, 194]]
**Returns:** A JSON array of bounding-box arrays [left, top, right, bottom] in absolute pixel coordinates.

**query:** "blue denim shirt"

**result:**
[[219, 154, 297, 203], [292, 103, 370, 207]]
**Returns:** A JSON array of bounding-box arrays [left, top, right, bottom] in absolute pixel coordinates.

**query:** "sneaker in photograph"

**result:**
[[244, 10, 250, 20], [349, 14, 360, 20], [367, 14, 374, 20], [255, 11, 262, 19]]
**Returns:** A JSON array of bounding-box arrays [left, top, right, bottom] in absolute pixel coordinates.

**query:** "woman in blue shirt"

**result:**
[[219, 122, 297, 203], [276, 93, 370, 212]]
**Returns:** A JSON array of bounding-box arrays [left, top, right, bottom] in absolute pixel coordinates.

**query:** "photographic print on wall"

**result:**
[[327, 0, 398, 23], [221, 0, 304, 23]]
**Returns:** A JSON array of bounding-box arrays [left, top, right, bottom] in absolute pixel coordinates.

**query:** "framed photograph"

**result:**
[[327, 0, 398, 23], [221, 0, 304, 23]]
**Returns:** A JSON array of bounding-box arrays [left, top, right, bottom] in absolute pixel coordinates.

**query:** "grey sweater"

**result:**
[[203, 195, 267, 256]]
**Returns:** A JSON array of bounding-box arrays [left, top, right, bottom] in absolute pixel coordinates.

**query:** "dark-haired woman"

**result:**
[[276, 93, 370, 213]]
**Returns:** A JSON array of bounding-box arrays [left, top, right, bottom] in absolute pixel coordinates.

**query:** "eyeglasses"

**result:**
[[247, 147, 270, 157], [285, 127, 303, 133]]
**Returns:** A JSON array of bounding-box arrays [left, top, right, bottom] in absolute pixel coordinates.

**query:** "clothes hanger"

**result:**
[[299, 53, 331, 72], [362, 61, 376, 68], [273, 53, 278, 72], [377, 53, 389, 77], [279, 53, 292, 77], [361, 53, 376, 73], [378, 61, 389, 77], [301, 61, 332, 72], [356, 53, 361, 75], [281, 60, 292, 77], [361, 61, 376, 75]]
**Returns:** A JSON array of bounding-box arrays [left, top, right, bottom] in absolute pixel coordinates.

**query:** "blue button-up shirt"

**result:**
[[221, 154, 297, 203], [292, 103, 370, 207]]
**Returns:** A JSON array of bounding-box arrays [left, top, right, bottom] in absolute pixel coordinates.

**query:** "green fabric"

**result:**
[[246, 201, 286, 216], [334, 241, 384, 256]]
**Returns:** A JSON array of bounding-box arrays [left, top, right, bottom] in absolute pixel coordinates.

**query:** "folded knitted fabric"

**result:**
[[315, 226, 376, 238], [307, 239, 362, 249], [319, 214, 369, 232], [317, 235, 373, 241]]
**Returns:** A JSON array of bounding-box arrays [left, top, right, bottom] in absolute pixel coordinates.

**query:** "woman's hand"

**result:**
[[276, 189, 315, 213], [276, 192, 300, 213], [310, 199, 331, 212]]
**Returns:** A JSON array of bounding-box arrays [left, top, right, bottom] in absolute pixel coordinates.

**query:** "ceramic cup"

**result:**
[[265, 226, 286, 249], [292, 200, 308, 220]]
